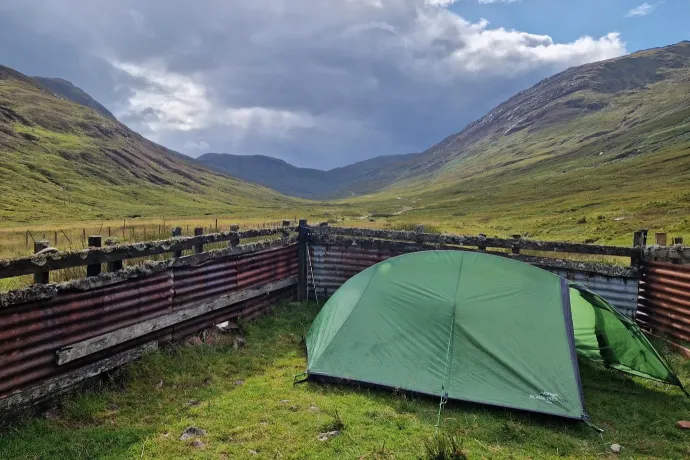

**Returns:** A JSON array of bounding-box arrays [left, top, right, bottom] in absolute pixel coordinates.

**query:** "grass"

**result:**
[[1, 302, 688, 459]]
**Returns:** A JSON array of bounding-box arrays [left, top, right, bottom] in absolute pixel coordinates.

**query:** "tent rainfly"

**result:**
[[305, 251, 683, 421]]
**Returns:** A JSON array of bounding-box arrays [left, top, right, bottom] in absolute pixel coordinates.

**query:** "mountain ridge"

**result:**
[[31, 76, 116, 119], [196, 152, 421, 199], [347, 40, 690, 243]]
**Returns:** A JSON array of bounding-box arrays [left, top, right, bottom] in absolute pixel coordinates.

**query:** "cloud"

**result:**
[[425, 0, 459, 6], [184, 140, 210, 150], [477, 0, 520, 4], [625, 2, 657, 17], [0, 0, 626, 168]]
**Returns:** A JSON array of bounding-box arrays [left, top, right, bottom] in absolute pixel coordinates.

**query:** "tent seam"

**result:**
[[440, 254, 465, 394], [560, 277, 588, 420]]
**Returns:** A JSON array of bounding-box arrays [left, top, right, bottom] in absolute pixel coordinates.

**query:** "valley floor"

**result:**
[[1, 302, 688, 459]]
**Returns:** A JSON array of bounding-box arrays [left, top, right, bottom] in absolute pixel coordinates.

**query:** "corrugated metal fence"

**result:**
[[6, 221, 688, 412], [310, 244, 639, 319], [552, 269, 639, 319], [638, 261, 690, 343], [0, 243, 298, 408]]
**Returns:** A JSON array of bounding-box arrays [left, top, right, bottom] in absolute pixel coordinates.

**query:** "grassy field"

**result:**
[[1, 302, 688, 459]]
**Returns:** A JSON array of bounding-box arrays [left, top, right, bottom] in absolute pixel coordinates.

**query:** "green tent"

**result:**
[[306, 251, 682, 420]]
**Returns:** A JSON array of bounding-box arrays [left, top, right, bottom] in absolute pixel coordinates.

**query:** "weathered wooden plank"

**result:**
[[0, 342, 157, 413], [56, 276, 297, 365], [0, 228, 295, 280], [310, 235, 639, 278], [644, 246, 690, 264], [314, 227, 636, 258]]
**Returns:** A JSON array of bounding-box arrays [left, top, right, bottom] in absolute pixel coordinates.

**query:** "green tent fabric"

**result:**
[[306, 250, 682, 421]]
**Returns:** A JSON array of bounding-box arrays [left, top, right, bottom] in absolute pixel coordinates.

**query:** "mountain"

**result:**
[[351, 41, 690, 243], [31, 77, 115, 119], [196, 152, 420, 199], [0, 65, 301, 223]]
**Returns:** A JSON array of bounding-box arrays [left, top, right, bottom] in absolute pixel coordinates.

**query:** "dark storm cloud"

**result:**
[[0, 1, 626, 168]]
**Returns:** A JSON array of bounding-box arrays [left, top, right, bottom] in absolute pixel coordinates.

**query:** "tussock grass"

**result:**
[[1, 302, 688, 459]]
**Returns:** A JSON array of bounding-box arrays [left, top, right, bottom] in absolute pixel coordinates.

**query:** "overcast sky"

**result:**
[[1, 0, 688, 169]]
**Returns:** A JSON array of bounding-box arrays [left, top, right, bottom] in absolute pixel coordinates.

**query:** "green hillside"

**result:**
[[0, 65, 305, 225], [352, 41, 690, 244]]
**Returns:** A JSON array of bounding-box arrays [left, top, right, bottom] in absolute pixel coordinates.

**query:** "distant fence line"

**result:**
[[1, 223, 296, 285], [0, 222, 689, 415], [16, 220, 291, 250]]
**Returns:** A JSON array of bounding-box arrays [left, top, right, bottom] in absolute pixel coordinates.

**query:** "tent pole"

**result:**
[[307, 241, 320, 307]]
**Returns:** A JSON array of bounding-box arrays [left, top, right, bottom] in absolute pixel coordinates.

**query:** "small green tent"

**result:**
[[306, 251, 682, 420]]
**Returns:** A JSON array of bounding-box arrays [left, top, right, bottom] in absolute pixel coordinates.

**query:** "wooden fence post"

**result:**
[[478, 233, 487, 251], [33, 240, 50, 284], [172, 227, 182, 258], [282, 220, 291, 240], [298, 219, 308, 301], [194, 228, 204, 254], [54, 231, 58, 246], [106, 238, 123, 272], [228, 225, 240, 247], [655, 232, 667, 246], [511, 234, 521, 254], [632, 229, 648, 266], [87, 236, 102, 277]]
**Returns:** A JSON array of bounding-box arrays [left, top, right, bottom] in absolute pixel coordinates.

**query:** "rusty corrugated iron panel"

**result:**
[[638, 261, 690, 344], [171, 286, 296, 340], [0, 243, 299, 402], [311, 246, 403, 297], [173, 258, 238, 310], [173, 244, 297, 309], [0, 271, 173, 398]]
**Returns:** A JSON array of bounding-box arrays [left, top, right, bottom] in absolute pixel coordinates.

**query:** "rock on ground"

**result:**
[[180, 426, 207, 441], [318, 430, 340, 441]]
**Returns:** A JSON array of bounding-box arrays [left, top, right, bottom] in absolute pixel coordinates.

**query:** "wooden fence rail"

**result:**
[[313, 226, 640, 260], [0, 226, 295, 282]]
